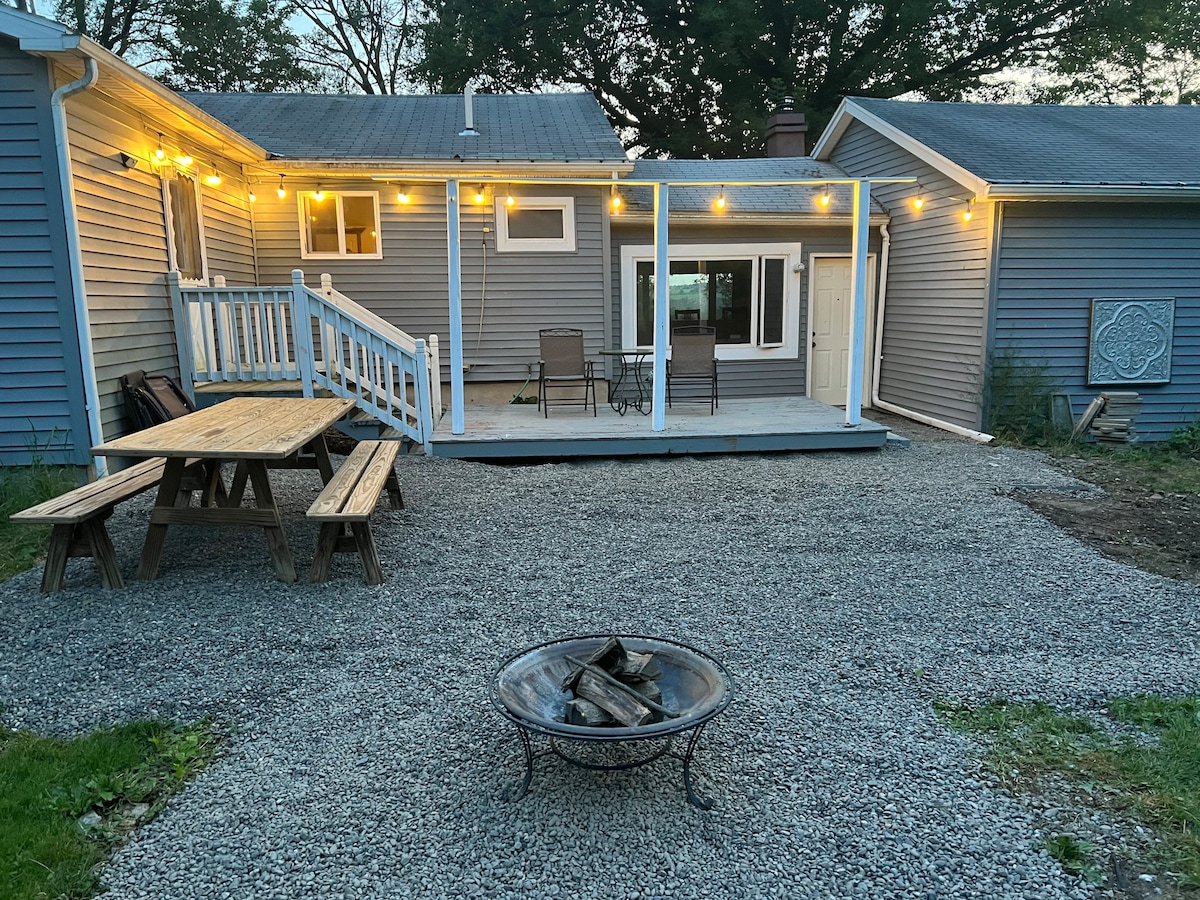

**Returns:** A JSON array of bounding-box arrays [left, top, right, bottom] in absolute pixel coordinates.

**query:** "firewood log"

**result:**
[[565, 698, 614, 727], [575, 670, 653, 727]]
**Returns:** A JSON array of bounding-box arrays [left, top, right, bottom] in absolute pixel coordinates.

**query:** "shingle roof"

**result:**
[[179, 92, 627, 162], [850, 98, 1200, 185], [623, 158, 886, 215]]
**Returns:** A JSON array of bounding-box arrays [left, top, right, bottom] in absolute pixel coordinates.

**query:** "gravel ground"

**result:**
[[2, 426, 1198, 899]]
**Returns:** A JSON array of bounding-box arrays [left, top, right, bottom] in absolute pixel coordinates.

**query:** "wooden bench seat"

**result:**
[[307, 441, 404, 585], [13, 459, 168, 593]]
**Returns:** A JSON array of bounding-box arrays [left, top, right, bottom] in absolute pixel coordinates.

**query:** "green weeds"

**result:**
[[0, 463, 78, 581], [0, 719, 220, 899], [937, 696, 1200, 888]]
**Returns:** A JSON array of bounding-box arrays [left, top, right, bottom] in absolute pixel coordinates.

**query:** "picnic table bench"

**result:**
[[10, 457, 216, 593], [307, 440, 403, 585]]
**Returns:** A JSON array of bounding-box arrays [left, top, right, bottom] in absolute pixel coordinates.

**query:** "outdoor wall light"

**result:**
[[119, 152, 140, 170], [276, 175, 286, 199]]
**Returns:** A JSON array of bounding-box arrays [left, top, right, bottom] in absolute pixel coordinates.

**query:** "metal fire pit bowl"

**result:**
[[491, 635, 733, 808]]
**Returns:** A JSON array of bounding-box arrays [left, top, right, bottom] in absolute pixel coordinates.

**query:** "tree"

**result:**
[[417, 0, 1178, 158], [295, 0, 428, 93], [154, 0, 317, 92], [53, 0, 164, 56]]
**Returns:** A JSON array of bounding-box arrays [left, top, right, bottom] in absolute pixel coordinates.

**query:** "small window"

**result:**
[[162, 169, 208, 283], [299, 191, 382, 259], [495, 197, 576, 252]]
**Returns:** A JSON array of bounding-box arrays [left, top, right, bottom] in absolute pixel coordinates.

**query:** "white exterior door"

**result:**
[[809, 256, 874, 407]]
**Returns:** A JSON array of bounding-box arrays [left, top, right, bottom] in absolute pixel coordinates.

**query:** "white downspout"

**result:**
[[51, 55, 107, 473], [870, 222, 995, 443]]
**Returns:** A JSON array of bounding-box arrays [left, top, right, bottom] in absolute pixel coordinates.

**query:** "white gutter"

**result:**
[[870, 222, 995, 443], [51, 54, 108, 474], [982, 183, 1200, 201]]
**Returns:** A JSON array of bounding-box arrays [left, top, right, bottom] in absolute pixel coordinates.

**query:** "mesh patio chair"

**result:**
[[667, 326, 719, 414], [538, 328, 597, 417]]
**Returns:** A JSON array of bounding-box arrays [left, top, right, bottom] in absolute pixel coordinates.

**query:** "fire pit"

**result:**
[[491, 635, 733, 808]]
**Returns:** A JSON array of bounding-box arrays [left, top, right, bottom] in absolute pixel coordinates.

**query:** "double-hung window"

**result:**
[[621, 242, 801, 359], [162, 169, 208, 283], [299, 191, 382, 259]]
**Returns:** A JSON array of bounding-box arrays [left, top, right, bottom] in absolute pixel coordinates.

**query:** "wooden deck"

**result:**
[[427, 396, 891, 459]]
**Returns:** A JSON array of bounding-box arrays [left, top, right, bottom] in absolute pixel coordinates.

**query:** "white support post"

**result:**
[[651, 182, 669, 432], [845, 180, 870, 426], [291, 269, 316, 398], [447, 180, 465, 435]]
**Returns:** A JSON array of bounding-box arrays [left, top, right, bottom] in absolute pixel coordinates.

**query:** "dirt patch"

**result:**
[[1021, 455, 1200, 585]]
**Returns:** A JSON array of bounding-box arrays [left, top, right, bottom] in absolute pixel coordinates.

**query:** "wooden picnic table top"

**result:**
[[93, 397, 356, 460]]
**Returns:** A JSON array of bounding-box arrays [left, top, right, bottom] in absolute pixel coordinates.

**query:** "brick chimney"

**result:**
[[765, 97, 808, 157]]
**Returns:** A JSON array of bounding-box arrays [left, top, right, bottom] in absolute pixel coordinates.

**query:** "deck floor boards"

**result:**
[[428, 396, 890, 458]]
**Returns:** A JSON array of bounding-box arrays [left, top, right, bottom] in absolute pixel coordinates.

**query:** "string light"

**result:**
[[248, 189, 256, 203], [397, 186, 411, 204], [276, 175, 286, 199], [154, 133, 166, 163], [505, 186, 516, 207], [610, 188, 622, 211], [473, 185, 486, 205], [912, 194, 925, 211], [818, 185, 831, 209], [204, 163, 222, 187], [962, 199, 974, 222], [715, 186, 727, 211], [313, 185, 326, 202], [178, 153, 193, 167]]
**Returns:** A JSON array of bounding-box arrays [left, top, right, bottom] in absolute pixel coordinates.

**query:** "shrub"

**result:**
[[985, 347, 1070, 447]]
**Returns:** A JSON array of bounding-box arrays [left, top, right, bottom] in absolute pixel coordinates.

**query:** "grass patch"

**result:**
[[0, 718, 220, 899], [936, 696, 1200, 888], [1048, 444, 1200, 496], [0, 464, 78, 581]]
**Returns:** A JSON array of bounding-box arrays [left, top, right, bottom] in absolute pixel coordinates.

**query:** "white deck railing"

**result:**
[[170, 271, 442, 452]]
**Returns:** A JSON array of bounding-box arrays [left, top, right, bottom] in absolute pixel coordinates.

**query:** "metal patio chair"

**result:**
[[538, 328, 597, 417], [667, 326, 719, 414]]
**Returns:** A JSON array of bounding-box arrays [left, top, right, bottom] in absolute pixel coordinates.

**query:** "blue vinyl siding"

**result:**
[[0, 40, 90, 466], [992, 202, 1200, 441]]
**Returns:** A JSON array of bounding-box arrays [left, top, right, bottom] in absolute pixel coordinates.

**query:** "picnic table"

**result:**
[[93, 396, 355, 583]]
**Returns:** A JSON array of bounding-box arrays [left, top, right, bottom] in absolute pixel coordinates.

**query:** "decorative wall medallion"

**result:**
[[1088, 298, 1174, 385]]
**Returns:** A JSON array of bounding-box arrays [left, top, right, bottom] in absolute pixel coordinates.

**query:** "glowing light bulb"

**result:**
[[178, 153, 193, 167], [473, 186, 486, 204], [963, 208, 973, 222], [912, 196, 925, 210], [205, 166, 222, 187], [313, 188, 326, 202], [248, 190, 256, 203], [818, 192, 831, 208], [610, 193, 622, 211], [715, 191, 727, 211], [276, 176, 286, 199], [154, 135, 166, 163], [397, 188, 411, 204], [506, 193, 516, 207]]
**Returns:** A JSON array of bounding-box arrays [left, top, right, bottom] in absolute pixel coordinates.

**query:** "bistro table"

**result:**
[[93, 396, 355, 583], [599, 348, 652, 416]]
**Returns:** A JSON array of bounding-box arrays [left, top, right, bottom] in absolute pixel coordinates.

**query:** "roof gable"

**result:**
[[181, 92, 628, 162], [817, 98, 1200, 192]]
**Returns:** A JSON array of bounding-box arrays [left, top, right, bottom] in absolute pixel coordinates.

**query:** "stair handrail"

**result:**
[[293, 271, 434, 453]]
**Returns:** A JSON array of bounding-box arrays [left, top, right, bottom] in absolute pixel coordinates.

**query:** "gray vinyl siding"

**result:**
[[829, 119, 991, 429], [609, 221, 879, 398], [254, 182, 607, 382], [0, 42, 91, 466], [993, 202, 1200, 441], [63, 81, 255, 440]]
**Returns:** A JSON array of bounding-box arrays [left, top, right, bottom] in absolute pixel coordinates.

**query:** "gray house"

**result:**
[[814, 98, 1200, 441], [1, 0, 891, 467]]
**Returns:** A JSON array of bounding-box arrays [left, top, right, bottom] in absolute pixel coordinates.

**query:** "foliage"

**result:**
[[53, 0, 164, 56], [415, 0, 1184, 158], [1164, 419, 1200, 457], [0, 463, 78, 581], [1043, 834, 1104, 883], [936, 696, 1200, 887], [294, 0, 428, 93], [984, 346, 1070, 447], [0, 719, 220, 899], [155, 0, 318, 92]]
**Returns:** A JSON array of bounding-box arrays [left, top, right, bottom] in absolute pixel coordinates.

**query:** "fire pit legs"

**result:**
[[502, 724, 717, 809]]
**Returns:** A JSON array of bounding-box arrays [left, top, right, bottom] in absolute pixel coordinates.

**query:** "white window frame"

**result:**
[[619, 241, 803, 361], [494, 196, 576, 253], [161, 168, 209, 285], [298, 191, 383, 260]]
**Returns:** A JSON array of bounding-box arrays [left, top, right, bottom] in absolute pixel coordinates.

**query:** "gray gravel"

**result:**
[[2, 426, 1198, 899]]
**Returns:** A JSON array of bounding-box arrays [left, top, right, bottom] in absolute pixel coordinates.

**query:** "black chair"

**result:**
[[667, 326, 718, 414], [538, 328, 597, 417], [119, 370, 195, 430]]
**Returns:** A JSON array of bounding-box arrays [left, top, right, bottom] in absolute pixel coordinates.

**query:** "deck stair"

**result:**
[[172, 271, 442, 454]]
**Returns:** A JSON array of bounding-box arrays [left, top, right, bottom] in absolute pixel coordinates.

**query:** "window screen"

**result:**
[[760, 258, 785, 345], [507, 208, 565, 240]]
